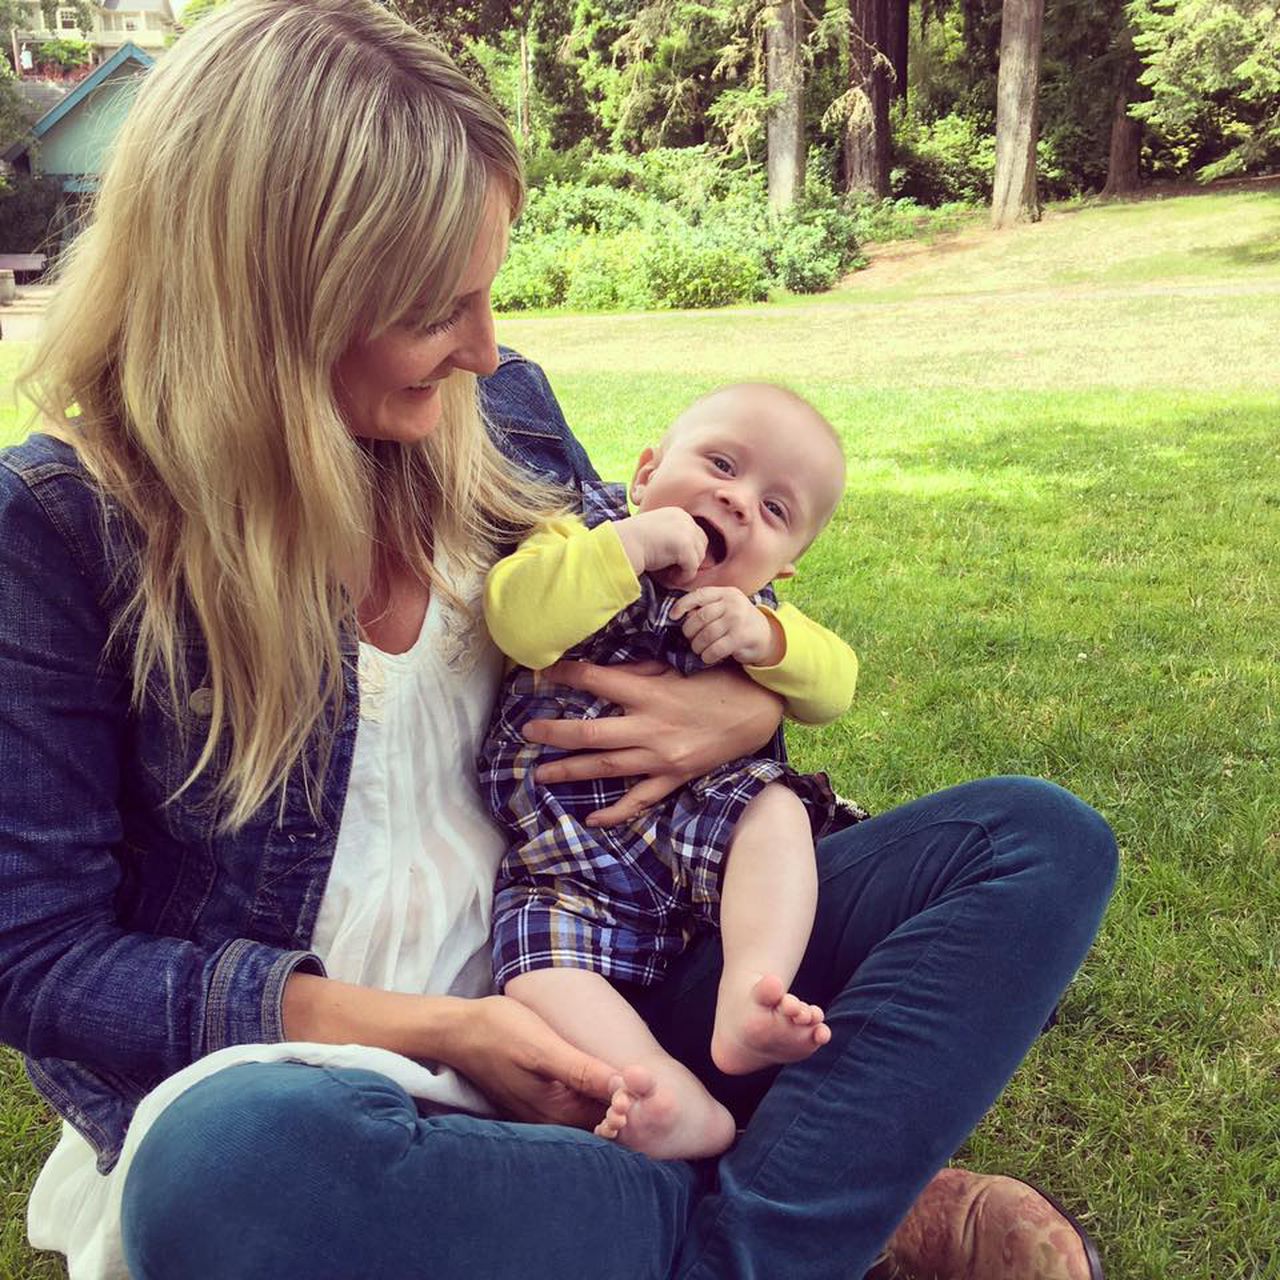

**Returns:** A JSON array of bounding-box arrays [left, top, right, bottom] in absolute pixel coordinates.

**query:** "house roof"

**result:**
[[2, 42, 155, 164]]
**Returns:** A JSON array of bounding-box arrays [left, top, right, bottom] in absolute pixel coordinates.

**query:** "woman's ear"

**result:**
[[630, 446, 660, 505]]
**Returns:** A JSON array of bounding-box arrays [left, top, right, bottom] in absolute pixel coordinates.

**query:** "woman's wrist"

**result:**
[[281, 971, 468, 1063]]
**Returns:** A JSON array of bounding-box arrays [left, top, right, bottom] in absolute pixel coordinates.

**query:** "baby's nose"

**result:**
[[717, 486, 747, 518]]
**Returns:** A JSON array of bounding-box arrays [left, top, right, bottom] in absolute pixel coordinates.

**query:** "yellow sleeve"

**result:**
[[484, 516, 641, 670], [743, 602, 858, 725]]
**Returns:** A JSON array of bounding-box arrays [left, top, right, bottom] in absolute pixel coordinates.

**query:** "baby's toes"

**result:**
[[812, 1022, 832, 1047], [777, 992, 803, 1019]]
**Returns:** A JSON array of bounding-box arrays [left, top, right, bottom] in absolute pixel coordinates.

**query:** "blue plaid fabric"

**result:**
[[480, 483, 867, 990]]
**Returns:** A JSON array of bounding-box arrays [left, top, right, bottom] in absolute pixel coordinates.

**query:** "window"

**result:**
[[58, 7, 78, 29]]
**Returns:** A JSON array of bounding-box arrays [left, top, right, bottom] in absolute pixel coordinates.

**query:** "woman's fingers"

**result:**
[[533, 747, 656, 785], [586, 774, 682, 827], [532, 659, 657, 706], [523, 711, 640, 753]]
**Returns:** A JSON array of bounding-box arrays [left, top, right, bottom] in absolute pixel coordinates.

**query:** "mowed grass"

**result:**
[[3, 186, 1278, 1278]]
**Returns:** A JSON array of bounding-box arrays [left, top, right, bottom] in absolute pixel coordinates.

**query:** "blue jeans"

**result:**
[[121, 776, 1117, 1280]]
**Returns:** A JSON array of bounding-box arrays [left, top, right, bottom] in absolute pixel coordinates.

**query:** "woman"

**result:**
[[0, 3, 1116, 1277]]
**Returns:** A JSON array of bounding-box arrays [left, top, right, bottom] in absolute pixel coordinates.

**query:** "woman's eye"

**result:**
[[412, 303, 464, 336]]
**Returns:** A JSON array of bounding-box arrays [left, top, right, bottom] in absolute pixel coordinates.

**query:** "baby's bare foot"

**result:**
[[710, 973, 831, 1075], [594, 1065, 736, 1160]]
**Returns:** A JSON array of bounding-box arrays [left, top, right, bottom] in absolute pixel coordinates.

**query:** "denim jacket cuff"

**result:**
[[202, 938, 327, 1053]]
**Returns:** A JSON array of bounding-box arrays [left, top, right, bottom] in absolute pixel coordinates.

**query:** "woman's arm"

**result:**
[[523, 661, 785, 826], [282, 974, 617, 1128]]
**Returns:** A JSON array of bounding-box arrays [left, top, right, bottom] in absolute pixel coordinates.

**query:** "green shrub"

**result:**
[[563, 231, 652, 311], [0, 175, 61, 254], [521, 181, 654, 236], [34, 38, 92, 72], [772, 220, 840, 293], [643, 233, 766, 309], [491, 232, 575, 311], [891, 107, 995, 204], [851, 196, 976, 245]]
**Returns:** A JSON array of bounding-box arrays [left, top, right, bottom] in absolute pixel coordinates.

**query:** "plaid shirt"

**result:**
[[479, 483, 866, 990]]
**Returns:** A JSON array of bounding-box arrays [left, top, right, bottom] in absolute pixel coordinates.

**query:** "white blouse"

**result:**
[[28, 568, 508, 1279]]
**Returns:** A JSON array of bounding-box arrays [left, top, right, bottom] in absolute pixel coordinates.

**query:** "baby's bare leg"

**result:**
[[505, 968, 736, 1160], [711, 782, 831, 1075]]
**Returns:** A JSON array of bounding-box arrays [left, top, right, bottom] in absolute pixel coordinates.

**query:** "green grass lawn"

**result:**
[[3, 185, 1278, 1278]]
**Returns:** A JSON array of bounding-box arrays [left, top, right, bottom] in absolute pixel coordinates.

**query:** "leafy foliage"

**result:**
[[0, 173, 61, 250], [1128, 0, 1280, 180]]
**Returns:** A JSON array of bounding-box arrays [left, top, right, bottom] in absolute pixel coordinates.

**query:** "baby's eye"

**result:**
[[709, 455, 733, 474], [765, 499, 788, 522]]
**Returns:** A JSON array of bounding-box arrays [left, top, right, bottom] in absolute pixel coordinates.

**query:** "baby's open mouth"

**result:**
[[693, 517, 727, 565]]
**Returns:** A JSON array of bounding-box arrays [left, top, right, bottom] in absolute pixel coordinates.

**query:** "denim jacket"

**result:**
[[0, 350, 597, 1172]]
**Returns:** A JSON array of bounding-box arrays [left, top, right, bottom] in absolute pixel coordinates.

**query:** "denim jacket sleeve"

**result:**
[[0, 446, 321, 1103]]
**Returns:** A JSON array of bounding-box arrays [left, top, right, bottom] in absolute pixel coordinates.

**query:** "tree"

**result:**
[[1128, 0, 1280, 180], [178, 0, 231, 26], [990, 0, 1043, 226], [1100, 26, 1142, 196], [844, 0, 891, 196], [765, 0, 804, 210]]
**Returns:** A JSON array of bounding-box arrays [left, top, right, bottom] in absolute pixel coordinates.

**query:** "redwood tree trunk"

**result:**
[[1101, 92, 1141, 196], [845, 0, 891, 198], [1101, 48, 1142, 198], [990, 0, 1044, 228], [887, 0, 908, 104], [766, 0, 805, 212]]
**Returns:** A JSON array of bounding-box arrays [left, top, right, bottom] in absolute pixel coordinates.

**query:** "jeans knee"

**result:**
[[122, 1063, 418, 1278], [995, 775, 1119, 908]]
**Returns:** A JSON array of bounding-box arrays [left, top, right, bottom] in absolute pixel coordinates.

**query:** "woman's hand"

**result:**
[[523, 660, 785, 826], [438, 994, 618, 1129], [283, 974, 616, 1130]]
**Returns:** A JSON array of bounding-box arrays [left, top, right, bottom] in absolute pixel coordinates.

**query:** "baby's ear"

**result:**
[[775, 562, 797, 580], [630, 446, 660, 505]]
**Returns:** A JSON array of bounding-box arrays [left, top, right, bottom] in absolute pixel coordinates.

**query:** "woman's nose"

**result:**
[[452, 301, 500, 378]]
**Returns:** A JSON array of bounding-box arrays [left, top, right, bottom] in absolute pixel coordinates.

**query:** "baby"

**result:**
[[478, 383, 865, 1160]]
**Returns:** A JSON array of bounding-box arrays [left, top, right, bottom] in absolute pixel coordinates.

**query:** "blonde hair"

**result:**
[[20, 0, 562, 829]]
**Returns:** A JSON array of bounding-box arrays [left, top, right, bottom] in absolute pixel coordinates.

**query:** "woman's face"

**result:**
[[334, 186, 510, 444]]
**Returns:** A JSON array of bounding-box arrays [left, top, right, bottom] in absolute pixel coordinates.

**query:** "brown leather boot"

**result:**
[[866, 1168, 1104, 1280]]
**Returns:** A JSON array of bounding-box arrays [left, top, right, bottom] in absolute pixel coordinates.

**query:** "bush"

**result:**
[[493, 152, 864, 314], [0, 174, 61, 254], [643, 233, 766, 309], [850, 196, 976, 245], [891, 107, 995, 204], [491, 232, 574, 311], [34, 38, 92, 72], [771, 220, 840, 293], [563, 231, 652, 310], [520, 181, 654, 236]]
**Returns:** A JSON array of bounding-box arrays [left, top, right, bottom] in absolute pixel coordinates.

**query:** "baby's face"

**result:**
[[630, 386, 845, 595]]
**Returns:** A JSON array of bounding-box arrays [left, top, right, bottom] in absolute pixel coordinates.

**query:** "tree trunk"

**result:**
[[991, 0, 1044, 228], [1101, 47, 1141, 198], [1100, 92, 1141, 197], [887, 0, 908, 104], [517, 27, 531, 144], [845, 0, 891, 198], [766, 0, 805, 212]]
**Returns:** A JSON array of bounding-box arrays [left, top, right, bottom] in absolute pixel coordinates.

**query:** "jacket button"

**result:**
[[188, 687, 215, 716]]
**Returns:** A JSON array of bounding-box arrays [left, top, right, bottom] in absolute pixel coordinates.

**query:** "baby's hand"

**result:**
[[670, 588, 784, 667], [615, 509, 707, 586]]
